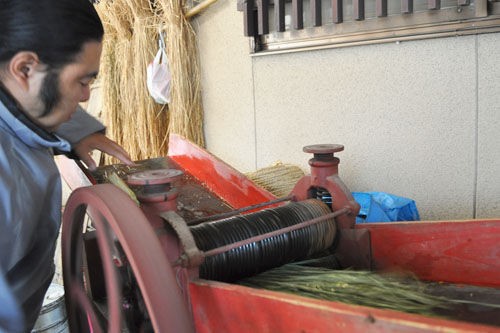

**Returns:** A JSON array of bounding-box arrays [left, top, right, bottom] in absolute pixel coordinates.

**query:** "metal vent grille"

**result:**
[[237, 0, 500, 54]]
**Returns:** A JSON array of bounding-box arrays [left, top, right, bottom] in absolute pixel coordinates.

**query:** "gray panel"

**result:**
[[194, 0, 257, 172], [253, 36, 477, 220], [477, 33, 500, 218], [193, 1, 498, 221]]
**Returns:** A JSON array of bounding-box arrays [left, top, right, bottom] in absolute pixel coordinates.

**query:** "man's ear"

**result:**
[[7, 51, 40, 90]]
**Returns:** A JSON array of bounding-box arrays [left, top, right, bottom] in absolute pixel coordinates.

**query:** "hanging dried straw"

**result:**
[[155, 0, 205, 147], [94, 0, 204, 164]]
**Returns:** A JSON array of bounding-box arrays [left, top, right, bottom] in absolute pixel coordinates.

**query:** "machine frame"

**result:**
[[57, 134, 500, 333]]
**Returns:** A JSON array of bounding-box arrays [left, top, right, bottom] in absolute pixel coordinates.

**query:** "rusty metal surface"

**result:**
[[59, 134, 278, 219], [334, 228, 372, 269], [168, 134, 277, 209], [426, 282, 500, 327], [89, 157, 233, 224]]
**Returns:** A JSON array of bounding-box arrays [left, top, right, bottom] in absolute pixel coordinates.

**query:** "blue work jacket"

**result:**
[[0, 100, 104, 333]]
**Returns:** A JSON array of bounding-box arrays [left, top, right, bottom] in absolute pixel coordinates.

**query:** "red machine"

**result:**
[[57, 134, 500, 333]]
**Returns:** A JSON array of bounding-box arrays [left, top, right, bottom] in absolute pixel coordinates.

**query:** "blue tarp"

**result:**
[[352, 192, 420, 223]]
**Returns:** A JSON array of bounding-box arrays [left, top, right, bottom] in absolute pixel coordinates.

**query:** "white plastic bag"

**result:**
[[147, 31, 171, 104]]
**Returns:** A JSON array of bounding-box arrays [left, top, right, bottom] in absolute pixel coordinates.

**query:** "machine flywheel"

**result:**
[[61, 184, 194, 333]]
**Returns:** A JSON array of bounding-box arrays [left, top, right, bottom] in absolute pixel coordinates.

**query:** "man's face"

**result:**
[[31, 41, 102, 132]]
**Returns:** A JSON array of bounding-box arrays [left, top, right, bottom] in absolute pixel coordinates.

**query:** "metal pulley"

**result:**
[[127, 168, 183, 212]]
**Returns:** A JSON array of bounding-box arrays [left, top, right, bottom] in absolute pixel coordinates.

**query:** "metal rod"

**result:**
[[254, 19, 500, 56], [258, 0, 270, 34], [275, 0, 286, 32], [332, 0, 343, 23], [311, 0, 322, 27], [401, 0, 413, 13], [203, 207, 350, 258], [244, 0, 256, 36], [377, 0, 388, 17], [185, 0, 219, 19], [428, 0, 440, 10], [189, 195, 294, 225], [353, 0, 365, 20], [292, 0, 304, 29]]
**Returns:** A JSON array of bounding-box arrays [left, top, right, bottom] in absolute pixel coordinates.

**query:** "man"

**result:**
[[0, 1, 133, 331]]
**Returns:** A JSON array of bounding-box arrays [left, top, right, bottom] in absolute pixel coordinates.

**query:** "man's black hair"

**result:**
[[0, 0, 104, 69]]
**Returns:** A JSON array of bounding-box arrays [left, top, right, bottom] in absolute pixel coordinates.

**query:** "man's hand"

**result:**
[[73, 133, 133, 170]]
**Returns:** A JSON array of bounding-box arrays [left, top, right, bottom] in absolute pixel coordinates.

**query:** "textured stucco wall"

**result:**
[[195, 1, 499, 221], [477, 33, 500, 218]]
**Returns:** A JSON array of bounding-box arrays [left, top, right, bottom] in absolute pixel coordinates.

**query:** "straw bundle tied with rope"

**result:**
[[245, 162, 306, 198], [94, 0, 204, 164]]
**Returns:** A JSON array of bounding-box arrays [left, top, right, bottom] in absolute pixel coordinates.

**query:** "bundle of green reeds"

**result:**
[[239, 264, 450, 316]]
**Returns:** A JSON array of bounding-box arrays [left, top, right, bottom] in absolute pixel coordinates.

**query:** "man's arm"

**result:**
[[55, 105, 105, 144], [55, 106, 133, 170]]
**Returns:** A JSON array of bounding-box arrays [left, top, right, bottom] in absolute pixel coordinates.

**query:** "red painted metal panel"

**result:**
[[58, 134, 500, 332], [357, 220, 500, 287], [168, 134, 277, 209], [190, 280, 500, 333], [55, 155, 95, 189]]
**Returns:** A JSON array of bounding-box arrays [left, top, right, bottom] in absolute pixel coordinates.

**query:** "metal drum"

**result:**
[[32, 283, 69, 333]]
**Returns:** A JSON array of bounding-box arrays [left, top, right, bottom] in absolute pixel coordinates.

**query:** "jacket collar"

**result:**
[[0, 84, 71, 151]]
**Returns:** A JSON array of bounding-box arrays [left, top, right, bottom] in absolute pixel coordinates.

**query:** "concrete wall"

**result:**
[[194, 0, 500, 221]]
